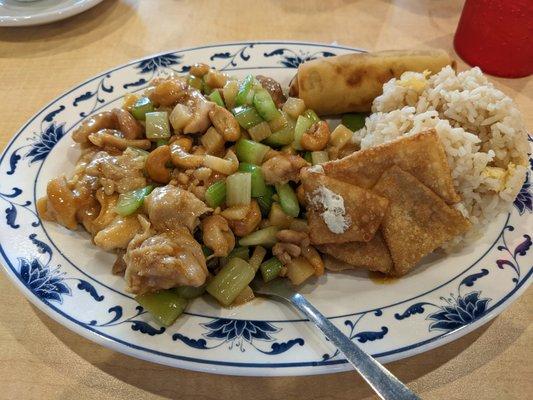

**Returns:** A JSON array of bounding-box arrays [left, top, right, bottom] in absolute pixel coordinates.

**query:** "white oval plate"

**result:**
[[0, 0, 103, 27], [0, 41, 531, 376]]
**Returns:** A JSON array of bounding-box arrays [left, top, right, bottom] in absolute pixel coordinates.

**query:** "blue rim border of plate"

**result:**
[[0, 41, 531, 373]]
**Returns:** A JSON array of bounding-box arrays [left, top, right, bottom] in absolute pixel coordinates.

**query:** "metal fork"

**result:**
[[252, 279, 420, 400]]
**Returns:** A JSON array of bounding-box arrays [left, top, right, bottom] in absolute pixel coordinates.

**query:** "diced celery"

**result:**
[[311, 151, 329, 165], [238, 163, 267, 197], [226, 172, 252, 206], [135, 291, 188, 326], [206, 258, 256, 306], [260, 257, 283, 282], [330, 124, 353, 147], [249, 246, 267, 272], [145, 111, 170, 140], [232, 285, 255, 306], [239, 226, 280, 247], [235, 139, 270, 165], [232, 105, 264, 130], [127, 147, 150, 159], [256, 185, 275, 216], [262, 123, 294, 147], [156, 139, 168, 147], [131, 97, 154, 121], [341, 113, 367, 132], [235, 75, 255, 106], [293, 115, 313, 150], [208, 90, 225, 108], [303, 151, 313, 163], [303, 109, 320, 124], [188, 75, 204, 91], [228, 246, 250, 261], [253, 89, 281, 122], [223, 80, 239, 109], [248, 121, 272, 142], [205, 180, 226, 208], [115, 185, 154, 217], [173, 285, 206, 299], [275, 183, 300, 217]]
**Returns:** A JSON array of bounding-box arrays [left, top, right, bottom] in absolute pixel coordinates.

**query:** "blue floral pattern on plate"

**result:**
[[0, 42, 531, 376]]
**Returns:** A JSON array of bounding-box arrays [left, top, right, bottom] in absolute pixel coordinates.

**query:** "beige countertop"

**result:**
[[0, 1, 531, 399]]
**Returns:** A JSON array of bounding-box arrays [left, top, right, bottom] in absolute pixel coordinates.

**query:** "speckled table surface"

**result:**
[[0, 1, 531, 399]]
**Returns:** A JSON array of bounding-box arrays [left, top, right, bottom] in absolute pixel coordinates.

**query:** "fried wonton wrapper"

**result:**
[[373, 166, 471, 276], [323, 129, 460, 204], [319, 232, 393, 273], [302, 171, 388, 245], [289, 49, 454, 115]]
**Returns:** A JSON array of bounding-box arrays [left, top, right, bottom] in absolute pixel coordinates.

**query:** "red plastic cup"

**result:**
[[454, 0, 533, 78]]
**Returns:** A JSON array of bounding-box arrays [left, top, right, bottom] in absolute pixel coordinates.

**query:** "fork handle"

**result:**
[[289, 293, 420, 400]]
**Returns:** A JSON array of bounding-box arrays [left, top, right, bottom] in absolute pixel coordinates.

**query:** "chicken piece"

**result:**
[[373, 166, 471, 275], [183, 91, 215, 134], [302, 171, 388, 244], [144, 185, 210, 232], [261, 154, 309, 184], [84, 148, 147, 194], [323, 130, 460, 204], [124, 221, 208, 294], [93, 214, 142, 251], [318, 232, 393, 273]]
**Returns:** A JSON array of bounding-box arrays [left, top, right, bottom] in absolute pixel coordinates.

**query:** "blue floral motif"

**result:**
[[73, 74, 114, 117], [89, 305, 165, 336], [173, 318, 304, 354], [0, 188, 38, 230], [26, 123, 65, 164], [514, 171, 531, 215], [210, 44, 254, 70], [496, 226, 531, 282], [136, 53, 183, 74], [263, 48, 336, 68], [18, 257, 71, 304], [427, 292, 489, 332]]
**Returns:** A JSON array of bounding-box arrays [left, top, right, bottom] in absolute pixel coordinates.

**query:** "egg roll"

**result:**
[[289, 49, 455, 115]]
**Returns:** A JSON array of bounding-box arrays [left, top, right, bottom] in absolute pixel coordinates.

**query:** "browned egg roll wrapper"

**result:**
[[289, 49, 455, 115]]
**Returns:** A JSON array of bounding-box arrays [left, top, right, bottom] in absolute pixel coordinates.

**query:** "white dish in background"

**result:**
[[0, 0, 103, 26], [0, 41, 531, 376]]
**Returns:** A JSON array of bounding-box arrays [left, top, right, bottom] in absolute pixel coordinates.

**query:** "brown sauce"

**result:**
[[368, 271, 398, 284]]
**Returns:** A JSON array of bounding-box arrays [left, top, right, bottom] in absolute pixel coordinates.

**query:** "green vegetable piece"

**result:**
[[156, 139, 169, 147], [227, 246, 250, 261], [238, 162, 267, 197], [235, 139, 270, 165], [235, 74, 255, 106], [260, 257, 283, 282], [275, 183, 300, 217], [239, 226, 280, 247], [208, 90, 226, 108], [311, 151, 329, 165], [131, 97, 155, 121], [188, 75, 203, 91], [135, 291, 188, 327], [293, 115, 313, 150], [205, 180, 226, 208], [303, 151, 313, 163], [262, 124, 294, 147], [206, 258, 256, 306], [256, 185, 275, 216], [145, 111, 170, 140], [232, 105, 264, 130], [173, 285, 206, 299], [253, 89, 281, 122], [115, 185, 154, 217], [341, 113, 367, 131], [303, 109, 320, 124], [202, 246, 214, 257]]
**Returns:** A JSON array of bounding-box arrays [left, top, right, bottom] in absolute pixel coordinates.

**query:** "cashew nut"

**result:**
[[113, 108, 143, 139], [170, 136, 193, 152], [72, 111, 116, 144], [88, 129, 151, 151], [189, 63, 210, 78], [301, 121, 330, 151], [170, 143, 204, 169], [273, 242, 301, 265], [301, 245, 324, 276], [208, 105, 240, 141], [204, 71, 228, 89], [150, 79, 188, 106], [202, 215, 235, 257], [226, 200, 261, 237], [146, 145, 172, 183]]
